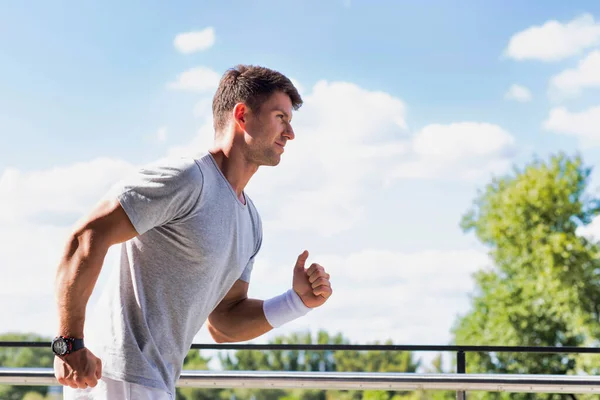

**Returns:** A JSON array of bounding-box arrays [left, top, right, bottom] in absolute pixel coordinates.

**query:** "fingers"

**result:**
[[306, 263, 329, 281], [295, 250, 309, 271], [309, 272, 330, 283], [293, 255, 333, 303], [74, 373, 89, 389], [306, 263, 332, 298], [87, 376, 99, 389], [311, 277, 330, 289], [314, 284, 333, 299], [84, 360, 101, 388], [58, 370, 98, 389], [54, 351, 102, 390], [68, 372, 99, 389]]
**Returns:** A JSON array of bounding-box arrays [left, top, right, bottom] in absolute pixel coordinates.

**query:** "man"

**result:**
[[53, 64, 333, 399]]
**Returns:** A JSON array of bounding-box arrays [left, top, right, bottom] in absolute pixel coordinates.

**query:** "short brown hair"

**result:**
[[212, 64, 303, 132]]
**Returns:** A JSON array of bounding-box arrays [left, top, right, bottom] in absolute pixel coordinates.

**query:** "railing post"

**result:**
[[456, 350, 466, 400]]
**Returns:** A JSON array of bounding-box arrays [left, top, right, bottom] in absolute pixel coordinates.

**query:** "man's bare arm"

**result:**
[[55, 198, 138, 338], [207, 252, 333, 343], [207, 280, 272, 343]]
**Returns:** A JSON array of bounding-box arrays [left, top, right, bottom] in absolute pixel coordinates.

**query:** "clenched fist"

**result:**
[[54, 347, 102, 389], [292, 250, 333, 308]]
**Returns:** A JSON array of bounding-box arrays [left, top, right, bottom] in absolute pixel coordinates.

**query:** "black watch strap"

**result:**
[[71, 338, 85, 352], [51, 336, 85, 356]]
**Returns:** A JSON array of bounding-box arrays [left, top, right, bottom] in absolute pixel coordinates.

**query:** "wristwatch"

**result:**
[[51, 336, 85, 356]]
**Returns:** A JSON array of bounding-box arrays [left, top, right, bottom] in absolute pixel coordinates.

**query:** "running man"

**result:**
[[52, 64, 333, 399]]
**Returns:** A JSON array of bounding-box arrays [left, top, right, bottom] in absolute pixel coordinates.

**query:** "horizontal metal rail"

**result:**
[[4, 342, 600, 354], [2, 368, 600, 394]]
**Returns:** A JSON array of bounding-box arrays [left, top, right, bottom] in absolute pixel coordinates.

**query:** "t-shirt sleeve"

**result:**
[[107, 157, 203, 236], [239, 208, 263, 283]]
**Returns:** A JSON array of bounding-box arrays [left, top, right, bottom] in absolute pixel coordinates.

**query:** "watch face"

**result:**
[[52, 339, 68, 355]]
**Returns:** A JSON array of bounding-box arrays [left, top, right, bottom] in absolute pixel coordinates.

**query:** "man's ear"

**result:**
[[233, 103, 247, 130]]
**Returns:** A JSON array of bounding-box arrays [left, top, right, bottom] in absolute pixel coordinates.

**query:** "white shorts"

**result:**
[[62, 376, 171, 400]]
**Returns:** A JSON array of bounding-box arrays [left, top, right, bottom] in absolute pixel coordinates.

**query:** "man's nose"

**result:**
[[283, 123, 295, 140]]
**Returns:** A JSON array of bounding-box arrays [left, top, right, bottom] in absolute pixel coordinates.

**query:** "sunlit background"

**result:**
[[2, 0, 600, 380]]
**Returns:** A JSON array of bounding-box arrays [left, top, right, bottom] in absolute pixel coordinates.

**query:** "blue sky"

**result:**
[[2, 0, 600, 369], [3, 0, 599, 170]]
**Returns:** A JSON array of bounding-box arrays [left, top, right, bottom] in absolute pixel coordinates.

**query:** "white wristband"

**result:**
[[263, 289, 312, 328]]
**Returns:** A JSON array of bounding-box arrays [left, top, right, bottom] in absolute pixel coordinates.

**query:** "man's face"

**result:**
[[243, 91, 295, 166]]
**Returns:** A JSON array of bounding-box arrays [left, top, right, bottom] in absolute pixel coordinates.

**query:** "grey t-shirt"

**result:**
[[85, 153, 262, 397]]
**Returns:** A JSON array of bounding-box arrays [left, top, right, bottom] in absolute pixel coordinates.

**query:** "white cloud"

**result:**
[[543, 105, 600, 147], [167, 119, 215, 159], [387, 122, 516, 183], [0, 157, 136, 224], [412, 123, 514, 160], [0, 223, 121, 295], [504, 13, 600, 62], [504, 84, 532, 102], [245, 248, 491, 346], [0, 159, 133, 337], [549, 50, 600, 98], [174, 27, 216, 54], [0, 223, 69, 296], [167, 66, 221, 92]]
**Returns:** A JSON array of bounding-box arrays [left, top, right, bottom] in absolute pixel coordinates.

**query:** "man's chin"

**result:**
[[264, 159, 281, 167], [262, 154, 282, 167]]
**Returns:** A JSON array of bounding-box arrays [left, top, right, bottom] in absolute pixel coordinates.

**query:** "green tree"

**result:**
[[452, 153, 600, 399], [219, 330, 423, 400], [334, 339, 420, 373], [22, 392, 47, 400], [220, 330, 344, 374], [219, 330, 340, 400], [176, 348, 224, 400], [0, 332, 55, 400]]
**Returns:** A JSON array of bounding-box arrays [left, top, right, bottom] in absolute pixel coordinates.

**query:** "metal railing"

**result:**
[[4, 368, 600, 394], [2, 342, 600, 397]]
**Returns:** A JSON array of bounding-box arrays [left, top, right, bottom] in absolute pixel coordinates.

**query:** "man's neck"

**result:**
[[208, 145, 258, 202]]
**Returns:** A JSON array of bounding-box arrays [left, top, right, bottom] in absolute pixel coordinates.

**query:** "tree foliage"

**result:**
[[0, 332, 55, 400], [453, 153, 600, 399], [175, 349, 222, 400], [174, 330, 429, 400]]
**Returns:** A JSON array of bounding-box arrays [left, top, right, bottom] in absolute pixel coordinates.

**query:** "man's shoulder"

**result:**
[[130, 155, 206, 185], [141, 155, 202, 173]]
